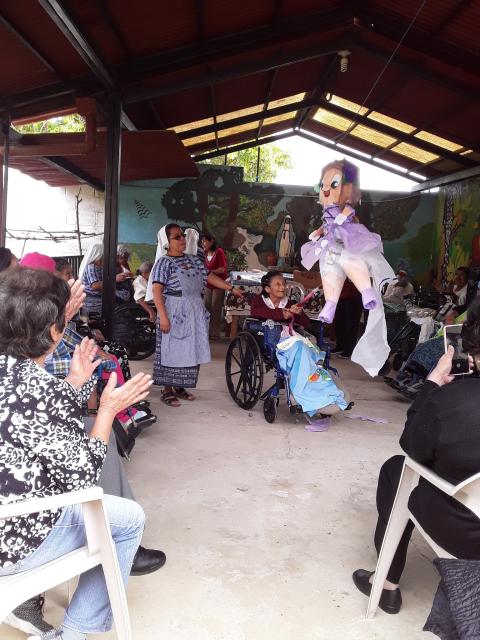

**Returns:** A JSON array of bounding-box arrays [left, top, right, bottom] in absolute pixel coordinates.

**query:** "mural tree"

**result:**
[[162, 167, 243, 230], [366, 193, 420, 241], [439, 183, 465, 287]]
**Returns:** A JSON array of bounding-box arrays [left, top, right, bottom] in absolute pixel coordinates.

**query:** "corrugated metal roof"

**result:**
[[0, 0, 478, 184]]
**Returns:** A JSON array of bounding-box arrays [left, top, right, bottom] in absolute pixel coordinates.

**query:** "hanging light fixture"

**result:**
[[337, 50, 351, 73]]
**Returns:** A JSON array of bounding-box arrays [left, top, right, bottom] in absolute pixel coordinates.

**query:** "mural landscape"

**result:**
[[119, 164, 479, 286]]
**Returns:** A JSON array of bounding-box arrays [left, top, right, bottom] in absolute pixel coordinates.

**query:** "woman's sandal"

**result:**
[[174, 387, 195, 401], [161, 391, 181, 407]]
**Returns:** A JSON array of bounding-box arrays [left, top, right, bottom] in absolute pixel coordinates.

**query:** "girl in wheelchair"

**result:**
[[251, 271, 348, 417]]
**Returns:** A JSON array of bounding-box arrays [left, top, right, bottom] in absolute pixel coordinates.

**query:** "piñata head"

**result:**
[[318, 159, 360, 208]]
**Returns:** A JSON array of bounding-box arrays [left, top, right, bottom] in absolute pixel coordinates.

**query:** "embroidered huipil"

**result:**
[[0, 355, 106, 568]]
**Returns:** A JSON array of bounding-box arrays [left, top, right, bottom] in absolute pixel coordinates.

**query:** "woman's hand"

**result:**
[[66, 337, 101, 389], [65, 279, 86, 322], [98, 371, 153, 417], [116, 272, 131, 283], [282, 308, 294, 320], [427, 345, 473, 386], [231, 287, 244, 300], [159, 314, 170, 333], [148, 309, 157, 323], [289, 304, 302, 315]]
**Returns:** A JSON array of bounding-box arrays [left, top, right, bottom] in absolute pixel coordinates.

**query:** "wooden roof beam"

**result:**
[[120, 8, 354, 83], [193, 131, 294, 161], [177, 96, 318, 140], [124, 41, 347, 104], [38, 0, 137, 131], [298, 128, 422, 182], [354, 11, 479, 76], [317, 99, 476, 168]]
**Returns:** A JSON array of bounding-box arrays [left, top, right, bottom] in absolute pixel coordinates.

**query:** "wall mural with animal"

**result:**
[[118, 164, 444, 284]]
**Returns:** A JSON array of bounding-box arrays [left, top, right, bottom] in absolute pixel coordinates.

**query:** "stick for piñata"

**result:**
[[288, 287, 320, 335]]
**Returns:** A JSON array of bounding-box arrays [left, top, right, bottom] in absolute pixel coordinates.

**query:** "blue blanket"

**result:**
[[276, 337, 347, 416]]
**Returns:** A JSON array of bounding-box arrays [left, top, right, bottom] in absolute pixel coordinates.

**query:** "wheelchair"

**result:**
[[380, 302, 422, 375], [86, 302, 156, 360], [225, 317, 336, 424]]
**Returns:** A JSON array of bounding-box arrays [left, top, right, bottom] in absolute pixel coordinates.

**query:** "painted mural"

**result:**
[[118, 164, 438, 283], [432, 176, 480, 287], [360, 190, 437, 285]]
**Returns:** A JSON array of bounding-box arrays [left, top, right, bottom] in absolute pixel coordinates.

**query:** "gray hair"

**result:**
[[139, 261, 153, 274], [117, 244, 130, 257]]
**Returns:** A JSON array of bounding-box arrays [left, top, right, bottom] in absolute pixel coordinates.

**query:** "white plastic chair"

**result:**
[[367, 455, 480, 618], [0, 487, 132, 639]]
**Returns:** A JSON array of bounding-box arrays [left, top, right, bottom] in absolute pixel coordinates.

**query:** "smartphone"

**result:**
[[444, 324, 471, 375]]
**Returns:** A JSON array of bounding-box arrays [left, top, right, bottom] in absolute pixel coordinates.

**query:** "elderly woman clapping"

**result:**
[[0, 267, 152, 640]]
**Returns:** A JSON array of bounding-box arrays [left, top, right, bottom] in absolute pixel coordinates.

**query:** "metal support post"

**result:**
[[102, 95, 122, 338], [0, 118, 10, 247]]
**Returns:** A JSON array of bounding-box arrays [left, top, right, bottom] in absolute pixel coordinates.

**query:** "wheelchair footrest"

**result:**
[[289, 404, 304, 414]]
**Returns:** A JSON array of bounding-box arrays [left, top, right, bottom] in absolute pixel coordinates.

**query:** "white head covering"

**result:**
[[185, 228, 199, 256], [78, 241, 104, 281], [145, 225, 168, 302]]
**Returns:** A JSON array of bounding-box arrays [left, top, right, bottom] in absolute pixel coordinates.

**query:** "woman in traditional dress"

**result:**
[[147, 224, 243, 407]]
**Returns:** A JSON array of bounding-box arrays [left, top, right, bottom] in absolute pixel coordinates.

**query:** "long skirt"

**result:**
[[154, 328, 200, 388], [153, 294, 210, 388]]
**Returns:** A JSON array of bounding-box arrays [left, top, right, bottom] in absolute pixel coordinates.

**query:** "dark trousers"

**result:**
[[374, 455, 414, 583], [373, 455, 480, 584], [334, 295, 363, 356]]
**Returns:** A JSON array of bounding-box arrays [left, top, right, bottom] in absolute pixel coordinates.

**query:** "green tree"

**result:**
[[13, 114, 85, 134], [204, 143, 293, 183]]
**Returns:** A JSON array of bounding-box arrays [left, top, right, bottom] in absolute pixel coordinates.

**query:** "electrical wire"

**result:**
[[334, 0, 427, 144]]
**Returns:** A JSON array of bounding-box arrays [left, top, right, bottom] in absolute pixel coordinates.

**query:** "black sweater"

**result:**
[[400, 377, 480, 556]]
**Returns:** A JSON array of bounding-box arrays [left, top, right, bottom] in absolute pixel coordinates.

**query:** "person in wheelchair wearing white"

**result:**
[[353, 297, 480, 614], [0, 267, 152, 640]]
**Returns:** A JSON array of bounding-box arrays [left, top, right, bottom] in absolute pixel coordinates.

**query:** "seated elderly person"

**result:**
[[0, 267, 153, 640], [353, 296, 480, 614], [4, 258, 164, 637], [79, 242, 133, 316], [251, 271, 348, 416], [133, 261, 156, 323], [382, 269, 414, 305]]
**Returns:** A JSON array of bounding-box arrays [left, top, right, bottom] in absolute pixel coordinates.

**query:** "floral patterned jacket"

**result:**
[[0, 355, 106, 567]]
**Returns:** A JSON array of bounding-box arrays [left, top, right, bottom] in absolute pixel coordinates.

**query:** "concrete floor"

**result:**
[[1, 343, 438, 640]]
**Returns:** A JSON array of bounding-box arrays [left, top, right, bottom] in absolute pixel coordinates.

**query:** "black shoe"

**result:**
[[4, 595, 54, 636], [338, 352, 351, 359], [331, 346, 343, 354], [130, 546, 167, 576], [352, 569, 402, 614]]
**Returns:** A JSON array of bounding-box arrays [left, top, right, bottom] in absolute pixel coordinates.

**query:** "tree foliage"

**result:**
[[14, 114, 85, 134], [204, 143, 293, 183]]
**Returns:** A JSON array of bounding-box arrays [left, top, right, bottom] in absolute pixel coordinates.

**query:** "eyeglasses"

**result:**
[[169, 233, 186, 241]]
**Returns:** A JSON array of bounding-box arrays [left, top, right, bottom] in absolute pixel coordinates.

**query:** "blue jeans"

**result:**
[[0, 494, 145, 634]]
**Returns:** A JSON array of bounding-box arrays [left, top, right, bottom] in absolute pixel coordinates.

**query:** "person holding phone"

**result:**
[[353, 296, 480, 614]]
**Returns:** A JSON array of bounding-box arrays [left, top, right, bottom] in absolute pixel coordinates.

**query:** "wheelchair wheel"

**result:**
[[113, 303, 156, 360], [263, 396, 278, 423], [225, 332, 264, 409]]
